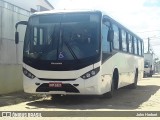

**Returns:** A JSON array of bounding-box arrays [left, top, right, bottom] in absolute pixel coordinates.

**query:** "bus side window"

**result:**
[[121, 29, 127, 52], [112, 24, 120, 50], [141, 41, 144, 56], [138, 39, 142, 56], [128, 34, 133, 53], [133, 37, 138, 55]]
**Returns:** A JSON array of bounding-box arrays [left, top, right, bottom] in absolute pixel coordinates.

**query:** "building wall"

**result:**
[[0, 65, 23, 94], [0, 2, 29, 64], [4, 0, 53, 11], [0, 0, 53, 94]]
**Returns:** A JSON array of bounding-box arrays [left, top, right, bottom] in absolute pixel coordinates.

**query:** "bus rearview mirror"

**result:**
[[15, 32, 19, 44], [15, 21, 28, 44], [107, 30, 114, 42]]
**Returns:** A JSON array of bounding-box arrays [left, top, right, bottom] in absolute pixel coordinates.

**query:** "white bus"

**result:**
[[15, 10, 144, 98]]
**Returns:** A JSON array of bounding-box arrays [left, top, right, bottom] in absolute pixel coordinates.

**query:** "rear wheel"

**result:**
[[149, 71, 153, 77], [129, 70, 138, 89]]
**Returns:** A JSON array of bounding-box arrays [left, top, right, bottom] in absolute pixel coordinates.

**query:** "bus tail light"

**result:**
[[23, 68, 35, 79], [81, 67, 100, 79]]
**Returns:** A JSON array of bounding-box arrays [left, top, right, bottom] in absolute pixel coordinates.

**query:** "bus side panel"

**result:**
[[101, 53, 134, 91], [101, 52, 143, 93]]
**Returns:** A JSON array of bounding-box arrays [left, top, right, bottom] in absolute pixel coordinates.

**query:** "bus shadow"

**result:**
[[26, 85, 160, 110], [0, 92, 42, 107]]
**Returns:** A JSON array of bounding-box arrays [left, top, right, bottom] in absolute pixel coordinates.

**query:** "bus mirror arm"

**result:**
[[15, 21, 28, 29], [107, 29, 114, 42], [15, 21, 28, 44]]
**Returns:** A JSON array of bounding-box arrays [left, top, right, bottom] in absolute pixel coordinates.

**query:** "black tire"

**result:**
[[129, 71, 138, 89], [101, 80, 114, 98], [143, 72, 147, 78], [149, 71, 153, 77]]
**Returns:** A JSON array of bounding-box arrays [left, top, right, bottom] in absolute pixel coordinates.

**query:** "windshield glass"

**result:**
[[144, 61, 150, 68], [24, 13, 100, 61]]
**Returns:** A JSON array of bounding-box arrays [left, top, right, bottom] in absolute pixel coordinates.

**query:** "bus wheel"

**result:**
[[101, 80, 114, 98], [129, 70, 138, 89], [101, 69, 118, 98], [149, 71, 153, 77]]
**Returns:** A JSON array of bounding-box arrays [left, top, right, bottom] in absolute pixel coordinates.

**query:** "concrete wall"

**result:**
[[0, 1, 29, 94], [0, 4, 28, 64], [0, 0, 53, 94], [0, 65, 23, 94], [4, 0, 54, 11]]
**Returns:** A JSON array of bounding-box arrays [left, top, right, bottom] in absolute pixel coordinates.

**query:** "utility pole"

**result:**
[[148, 37, 150, 53]]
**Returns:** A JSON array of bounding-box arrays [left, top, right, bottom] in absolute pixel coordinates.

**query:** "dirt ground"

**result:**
[[0, 74, 160, 119]]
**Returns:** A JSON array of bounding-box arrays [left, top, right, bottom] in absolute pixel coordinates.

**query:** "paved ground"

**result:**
[[0, 74, 160, 120]]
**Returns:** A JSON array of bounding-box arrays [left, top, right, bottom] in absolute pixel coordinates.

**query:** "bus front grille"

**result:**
[[36, 83, 80, 93]]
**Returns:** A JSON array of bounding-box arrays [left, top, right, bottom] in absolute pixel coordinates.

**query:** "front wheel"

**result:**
[[101, 80, 114, 98], [128, 71, 138, 89]]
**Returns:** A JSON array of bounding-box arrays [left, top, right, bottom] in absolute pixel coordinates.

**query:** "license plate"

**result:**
[[49, 82, 62, 88]]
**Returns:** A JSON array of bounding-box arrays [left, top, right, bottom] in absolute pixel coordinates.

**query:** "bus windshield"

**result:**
[[144, 61, 150, 68], [24, 13, 100, 61]]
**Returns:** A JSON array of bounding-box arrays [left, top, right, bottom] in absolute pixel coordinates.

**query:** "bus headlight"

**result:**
[[91, 70, 96, 75], [81, 67, 100, 79], [23, 68, 35, 79], [86, 73, 91, 78]]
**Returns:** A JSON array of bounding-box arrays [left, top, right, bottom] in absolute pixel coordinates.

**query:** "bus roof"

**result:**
[[32, 9, 102, 16], [31, 9, 143, 41]]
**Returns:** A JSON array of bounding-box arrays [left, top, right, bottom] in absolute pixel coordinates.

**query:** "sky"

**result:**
[[48, 0, 160, 59]]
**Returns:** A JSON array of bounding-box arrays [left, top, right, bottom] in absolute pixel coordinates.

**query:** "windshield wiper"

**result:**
[[64, 41, 78, 60]]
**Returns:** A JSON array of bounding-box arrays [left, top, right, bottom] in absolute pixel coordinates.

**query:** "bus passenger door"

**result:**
[[101, 21, 111, 63], [101, 20, 113, 93]]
